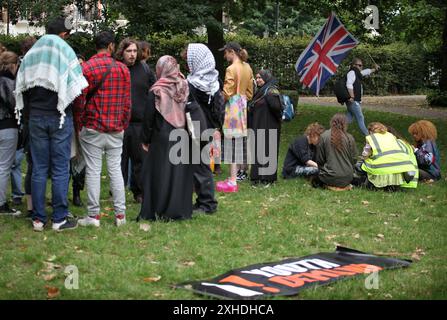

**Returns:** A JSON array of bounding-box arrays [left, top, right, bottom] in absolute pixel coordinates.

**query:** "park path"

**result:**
[[299, 95, 447, 120]]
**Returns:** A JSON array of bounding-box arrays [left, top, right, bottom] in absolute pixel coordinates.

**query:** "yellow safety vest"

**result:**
[[398, 139, 418, 189], [361, 132, 416, 175]]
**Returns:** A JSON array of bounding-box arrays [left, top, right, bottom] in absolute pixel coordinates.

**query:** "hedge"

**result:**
[[1, 33, 435, 95]]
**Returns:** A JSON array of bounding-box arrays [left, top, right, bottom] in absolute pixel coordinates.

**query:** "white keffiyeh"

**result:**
[[186, 43, 220, 97]]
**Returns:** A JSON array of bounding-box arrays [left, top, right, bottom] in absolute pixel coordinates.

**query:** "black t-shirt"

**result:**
[[282, 135, 315, 178], [24, 87, 72, 117], [128, 61, 156, 123]]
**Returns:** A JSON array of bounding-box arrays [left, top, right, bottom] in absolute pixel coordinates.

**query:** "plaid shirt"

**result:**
[[74, 52, 131, 133]]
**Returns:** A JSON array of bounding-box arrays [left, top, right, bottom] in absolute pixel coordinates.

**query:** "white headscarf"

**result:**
[[186, 43, 220, 97]]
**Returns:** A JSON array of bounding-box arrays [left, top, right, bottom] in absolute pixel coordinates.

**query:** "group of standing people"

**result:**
[[0, 16, 443, 231]]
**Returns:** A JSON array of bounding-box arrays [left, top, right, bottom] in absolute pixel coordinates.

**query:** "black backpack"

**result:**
[[210, 90, 225, 128], [334, 76, 350, 104]]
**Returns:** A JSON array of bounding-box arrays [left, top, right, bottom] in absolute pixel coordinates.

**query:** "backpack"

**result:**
[[281, 94, 295, 121], [334, 76, 350, 104], [210, 90, 225, 128]]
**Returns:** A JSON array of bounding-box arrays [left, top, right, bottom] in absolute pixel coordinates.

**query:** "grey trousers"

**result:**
[[79, 127, 126, 216], [0, 128, 18, 206]]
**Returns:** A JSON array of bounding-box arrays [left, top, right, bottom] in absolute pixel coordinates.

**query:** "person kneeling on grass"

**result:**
[[282, 122, 325, 179], [312, 114, 358, 190], [353, 122, 418, 191], [408, 120, 441, 183]]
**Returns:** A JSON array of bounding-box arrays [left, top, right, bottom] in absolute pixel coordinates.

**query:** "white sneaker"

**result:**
[[115, 214, 126, 227], [78, 215, 100, 227], [33, 220, 44, 232]]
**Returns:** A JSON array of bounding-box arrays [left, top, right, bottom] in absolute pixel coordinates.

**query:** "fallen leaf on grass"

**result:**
[[411, 248, 426, 261], [414, 217, 420, 222], [345, 209, 351, 213], [384, 293, 393, 299], [143, 276, 161, 283], [45, 286, 60, 299], [42, 274, 57, 281], [361, 200, 370, 205], [368, 211, 377, 215], [46, 255, 57, 262], [100, 212, 109, 218], [153, 292, 165, 298], [104, 207, 113, 212], [139, 223, 151, 232], [325, 235, 337, 241], [376, 234, 385, 240], [182, 261, 196, 267], [43, 262, 62, 272], [353, 234, 360, 239]]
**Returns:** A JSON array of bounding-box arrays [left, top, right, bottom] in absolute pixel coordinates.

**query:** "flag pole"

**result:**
[[366, 50, 377, 66]]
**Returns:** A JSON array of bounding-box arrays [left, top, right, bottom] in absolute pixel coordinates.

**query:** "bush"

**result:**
[[427, 90, 447, 107]]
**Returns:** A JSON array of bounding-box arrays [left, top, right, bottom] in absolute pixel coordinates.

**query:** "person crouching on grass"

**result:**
[[282, 122, 325, 179], [408, 120, 441, 183]]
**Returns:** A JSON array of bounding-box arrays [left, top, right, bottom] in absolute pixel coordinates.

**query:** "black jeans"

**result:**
[[193, 161, 218, 213], [121, 123, 144, 198]]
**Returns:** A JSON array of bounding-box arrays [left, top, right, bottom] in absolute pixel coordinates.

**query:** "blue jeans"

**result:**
[[346, 101, 368, 136], [10, 148, 25, 200], [29, 116, 73, 223]]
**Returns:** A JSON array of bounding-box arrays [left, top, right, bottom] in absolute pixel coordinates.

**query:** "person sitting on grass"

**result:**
[[353, 122, 417, 191], [312, 114, 357, 190], [408, 120, 441, 183], [282, 122, 325, 179]]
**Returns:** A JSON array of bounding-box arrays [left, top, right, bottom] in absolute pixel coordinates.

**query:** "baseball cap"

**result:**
[[218, 41, 242, 52]]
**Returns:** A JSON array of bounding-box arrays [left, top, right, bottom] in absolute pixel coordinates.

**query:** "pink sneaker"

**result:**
[[216, 180, 238, 193]]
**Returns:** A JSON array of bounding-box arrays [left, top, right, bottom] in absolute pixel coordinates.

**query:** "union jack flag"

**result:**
[[295, 12, 359, 96]]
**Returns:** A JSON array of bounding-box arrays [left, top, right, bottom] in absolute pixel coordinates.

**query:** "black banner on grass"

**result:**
[[177, 247, 411, 300]]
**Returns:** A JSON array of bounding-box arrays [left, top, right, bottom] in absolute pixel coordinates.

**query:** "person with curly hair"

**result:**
[[313, 114, 358, 189], [282, 122, 325, 179], [408, 120, 441, 182]]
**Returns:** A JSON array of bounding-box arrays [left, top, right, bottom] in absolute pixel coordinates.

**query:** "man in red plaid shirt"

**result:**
[[73, 31, 131, 228]]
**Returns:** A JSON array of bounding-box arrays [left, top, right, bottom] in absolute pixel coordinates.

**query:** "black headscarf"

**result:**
[[251, 69, 278, 105]]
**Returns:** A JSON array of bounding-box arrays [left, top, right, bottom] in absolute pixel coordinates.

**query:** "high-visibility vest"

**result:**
[[361, 132, 416, 175], [398, 139, 418, 189]]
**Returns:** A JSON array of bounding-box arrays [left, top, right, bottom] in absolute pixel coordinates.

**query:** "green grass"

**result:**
[[0, 104, 446, 300]]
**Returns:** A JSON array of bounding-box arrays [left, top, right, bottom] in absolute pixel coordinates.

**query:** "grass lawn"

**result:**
[[0, 104, 446, 300]]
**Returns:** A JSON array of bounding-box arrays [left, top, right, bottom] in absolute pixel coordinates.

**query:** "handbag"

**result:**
[[223, 66, 248, 138]]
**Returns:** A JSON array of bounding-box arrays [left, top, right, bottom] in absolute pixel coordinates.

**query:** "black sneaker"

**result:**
[[52, 219, 78, 232], [12, 197, 23, 206], [236, 170, 248, 182], [193, 204, 216, 215], [25, 210, 34, 219], [0, 203, 22, 217]]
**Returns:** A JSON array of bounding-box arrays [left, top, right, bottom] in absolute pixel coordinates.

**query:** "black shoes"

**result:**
[[193, 204, 216, 215], [0, 203, 22, 217]]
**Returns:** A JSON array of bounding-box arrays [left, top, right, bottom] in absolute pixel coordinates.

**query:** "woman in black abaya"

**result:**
[[138, 55, 193, 221], [248, 69, 282, 185]]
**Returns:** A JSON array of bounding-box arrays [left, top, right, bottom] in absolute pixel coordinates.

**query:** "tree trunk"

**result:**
[[207, 7, 225, 81], [440, 7, 447, 91]]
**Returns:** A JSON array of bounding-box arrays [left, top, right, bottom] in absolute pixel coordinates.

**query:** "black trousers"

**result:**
[[121, 123, 144, 198], [193, 160, 218, 213]]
